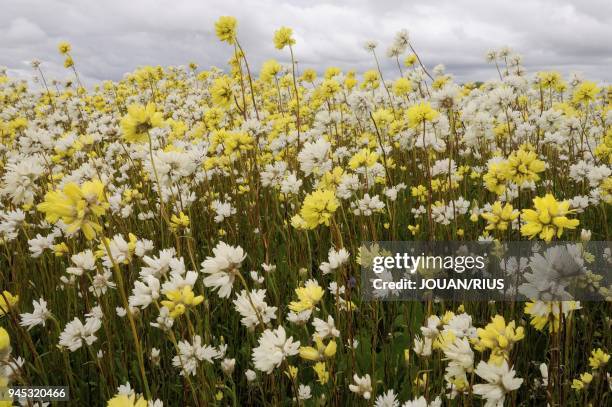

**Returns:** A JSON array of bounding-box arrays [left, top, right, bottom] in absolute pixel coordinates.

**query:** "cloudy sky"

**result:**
[[1, 0, 611, 86]]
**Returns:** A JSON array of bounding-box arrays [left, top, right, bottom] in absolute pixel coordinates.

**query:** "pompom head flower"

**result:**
[[273, 26, 295, 50], [120, 103, 164, 143], [215, 16, 238, 44]]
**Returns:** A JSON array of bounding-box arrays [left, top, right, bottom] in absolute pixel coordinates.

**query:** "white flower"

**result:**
[[233, 289, 277, 329], [374, 389, 399, 407], [245, 369, 257, 382], [252, 326, 300, 373], [221, 358, 236, 375], [172, 335, 220, 376], [320, 247, 350, 275], [352, 194, 385, 216], [141, 248, 177, 278], [129, 275, 161, 309], [297, 384, 312, 400], [473, 360, 523, 407], [286, 309, 312, 325], [201, 242, 246, 298], [413, 336, 433, 357], [66, 250, 96, 276], [58, 316, 102, 351], [442, 337, 474, 373], [211, 199, 236, 223], [402, 396, 442, 407], [298, 139, 332, 176], [312, 315, 340, 339], [19, 298, 52, 330], [349, 373, 372, 399]]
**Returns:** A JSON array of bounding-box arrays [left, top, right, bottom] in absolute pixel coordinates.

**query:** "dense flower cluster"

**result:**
[[0, 16, 610, 406]]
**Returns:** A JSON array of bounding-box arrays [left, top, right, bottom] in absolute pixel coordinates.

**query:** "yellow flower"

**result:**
[[521, 194, 579, 242], [524, 301, 580, 332], [273, 27, 295, 50], [298, 189, 339, 229], [107, 394, 148, 407], [160, 286, 204, 318], [392, 77, 412, 96], [408, 224, 420, 236], [404, 54, 417, 67], [211, 77, 233, 108], [120, 103, 164, 143], [299, 336, 337, 361], [170, 211, 190, 232], [313, 362, 329, 384], [214, 16, 238, 44], [481, 202, 518, 232], [407, 102, 439, 128], [289, 281, 324, 312], [58, 41, 71, 54], [0, 291, 18, 316], [483, 160, 510, 195], [472, 315, 524, 365], [64, 56, 74, 68], [348, 149, 379, 169], [588, 348, 610, 369], [572, 81, 600, 104], [0, 327, 9, 351], [571, 373, 593, 392], [285, 365, 298, 380], [37, 180, 108, 240], [507, 148, 545, 185]]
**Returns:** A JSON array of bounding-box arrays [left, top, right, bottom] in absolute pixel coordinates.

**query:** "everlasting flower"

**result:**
[[407, 102, 439, 128], [298, 189, 339, 229], [107, 394, 148, 407], [349, 373, 372, 400], [37, 180, 108, 240], [589, 348, 610, 369], [481, 202, 519, 232], [289, 280, 324, 312], [473, 360, 523, 407], [214, 16, 238, 44], [201, 242, 246, 298], [160, 286, 204, 318], [273, 27, 295, 49], [252, 326, 300, 373], [0, 291, 18, 316], [120, 103, 164, 143], [521, 194, 580, 242]]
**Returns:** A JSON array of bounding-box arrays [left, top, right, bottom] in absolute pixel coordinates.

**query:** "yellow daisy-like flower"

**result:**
[[572, 81, 600, 105], [107, 394, 148, 407], [588, 348, 610, 369], [289, 281, 324, 312], [471, 315, 524, 365], [520, 194, 579, 242], [57, 41, 71, 55], [483, 160, 510, 195], [160, 286, 204, 319], [0, 291, 18, 316], [407, 102, 439, 128], [481, 202, 518, 232], [37, 180, 108, 240], [0, 327, 9, 351], [507, 148, 545, 185], [299, 189, 339, 229], [299, 336, 337, 361], [348, 148, 379, 169], [214, 16, 238, 44], [211, 77, 233, 108], [120, 103, 164, 143], [273, 27, 295, 50], [170, 211, 190, 232]]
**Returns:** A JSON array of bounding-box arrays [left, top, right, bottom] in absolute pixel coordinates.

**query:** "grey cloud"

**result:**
[[0, 0, 610, 87]]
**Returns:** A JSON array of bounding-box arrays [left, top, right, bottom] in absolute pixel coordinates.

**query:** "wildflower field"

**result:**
[[0, 16, 611, 407]]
